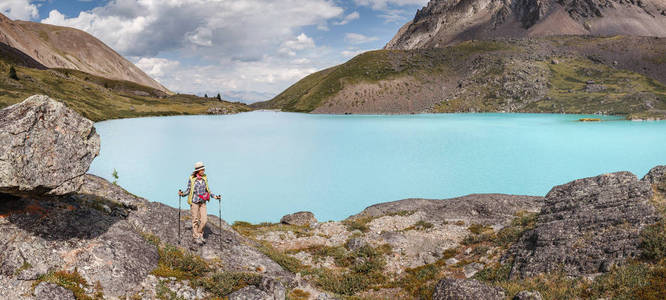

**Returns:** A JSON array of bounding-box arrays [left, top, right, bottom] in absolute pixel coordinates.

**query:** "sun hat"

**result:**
[[194, 161, 205, 171]]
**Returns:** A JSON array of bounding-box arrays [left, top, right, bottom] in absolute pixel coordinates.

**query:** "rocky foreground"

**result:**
[[1, 95, 665, 299]]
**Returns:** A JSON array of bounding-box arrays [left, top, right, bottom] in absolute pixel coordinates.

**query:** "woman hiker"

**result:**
[[178, 162, 221, 245]]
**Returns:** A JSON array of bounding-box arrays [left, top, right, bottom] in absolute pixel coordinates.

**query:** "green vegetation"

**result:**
[[34, 269, 103, 300], [640, 220, 666, 261], [0, 60, 251, 121], [8, 65, 18, 80], [112, 169, 119, 185], [152, 244, 210, 279], [526, 58, 666, 117], [193, 272, 263, 297]]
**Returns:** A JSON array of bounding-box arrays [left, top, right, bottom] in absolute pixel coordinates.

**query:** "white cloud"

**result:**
[[334, 11, 359, 25], [42, 0, 343, 57], [341, 49, 367, 58], [345, 33, 379, 44], [354, 0, 428, 10], [134, 57, 180, 78], [39, 0, 346, 101], [279, 33, 315, 56], [0, 0, 39, 20]]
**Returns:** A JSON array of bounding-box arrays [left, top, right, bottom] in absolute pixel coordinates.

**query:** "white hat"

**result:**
[[194, 161, 205, 171]]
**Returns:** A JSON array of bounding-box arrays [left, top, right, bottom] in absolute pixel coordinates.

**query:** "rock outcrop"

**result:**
[[508, 171, 661, 278], [642, 165, 666, 186], [0, 95, 99, 196], [432, 278, 505, 300], [354, 194, 543, 226], [386, 0, 666, 50], [0, 96, 293, 299], [280, 211, 317, 227]]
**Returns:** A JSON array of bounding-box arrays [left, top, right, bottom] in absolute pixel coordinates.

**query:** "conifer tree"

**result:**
[[216, 93, 221, 101], [9, 66, 18, 80]]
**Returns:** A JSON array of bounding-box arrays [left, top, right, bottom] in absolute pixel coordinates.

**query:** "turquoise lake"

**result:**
[[89, 112, 666, 223]]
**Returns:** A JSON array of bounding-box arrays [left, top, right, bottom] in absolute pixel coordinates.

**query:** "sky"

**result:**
[[1, 0, 429, 103]]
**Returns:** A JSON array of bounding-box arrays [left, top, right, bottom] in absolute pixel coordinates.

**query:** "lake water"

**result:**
[[89, 112, 666, 223]]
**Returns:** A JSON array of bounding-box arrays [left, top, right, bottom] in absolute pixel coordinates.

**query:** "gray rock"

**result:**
[[463, 262, 485, 278], [0, 95, 99, 196], [445, 258, 459, 265], [432, 279, 505, 300], [34, 282, 75, 300], [77, 174, 147, 209], [345, 237, 367, 251], [280, 211, 317, 227], [228, 286, 272, 300], [508, 171, 660, 279], [514, 290, 543, 300], [352, 194, 543, 226], [642, 165, 666, 186]]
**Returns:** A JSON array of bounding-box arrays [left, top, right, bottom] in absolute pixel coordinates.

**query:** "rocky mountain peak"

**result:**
[[386, 0, 666, 49]]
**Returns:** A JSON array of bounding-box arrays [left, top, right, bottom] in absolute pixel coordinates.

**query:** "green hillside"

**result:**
[[253, 36, 666, 119], [0, 54, 251, 121]]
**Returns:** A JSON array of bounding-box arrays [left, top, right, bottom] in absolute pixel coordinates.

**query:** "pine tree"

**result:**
[[216, 93, 221, 101], [9, 66, 18, 80], [204, 93, 208, 98]]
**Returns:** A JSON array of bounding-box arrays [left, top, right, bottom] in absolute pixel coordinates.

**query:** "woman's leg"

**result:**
[[198, 203, 208, 238], [191, 203, 201, 238]]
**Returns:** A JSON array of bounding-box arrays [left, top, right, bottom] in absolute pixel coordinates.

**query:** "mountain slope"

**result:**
[[252, 36, 666, 119], [0, 13, 169, 93], [0, 58, 250, 121], [385, 0, 666, 50]]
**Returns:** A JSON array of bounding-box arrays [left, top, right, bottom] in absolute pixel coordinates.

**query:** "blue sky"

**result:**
[[2, 0, 429, 102]]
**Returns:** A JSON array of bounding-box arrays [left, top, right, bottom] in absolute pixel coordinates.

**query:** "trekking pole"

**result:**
[[218, 196, 222, 253], [178, 193, 182, 245]]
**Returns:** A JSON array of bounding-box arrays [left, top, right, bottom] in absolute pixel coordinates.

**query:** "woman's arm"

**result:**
[[179, 178, 192, 196]]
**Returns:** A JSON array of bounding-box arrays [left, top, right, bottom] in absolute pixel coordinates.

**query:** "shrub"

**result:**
[[474, 262, 512, 283], [152, 245, 209, 279], [193, 272, 262, 297], [34, 269, 99, 300], [9, 66, 18, 80], [640, 221, 666, 261], [343, 217, 372, 232], [442, 248, 458, 259]]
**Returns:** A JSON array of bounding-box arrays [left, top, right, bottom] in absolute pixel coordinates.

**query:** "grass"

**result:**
[[527, 58, 666, 117], [0, 61, 251, 121]]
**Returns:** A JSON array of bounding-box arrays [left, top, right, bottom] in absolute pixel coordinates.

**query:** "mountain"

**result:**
[[0, 13, 169, 93], [252, 36, 666, 119], [0, 55, 250, 121], [385, 0, 666, 50]]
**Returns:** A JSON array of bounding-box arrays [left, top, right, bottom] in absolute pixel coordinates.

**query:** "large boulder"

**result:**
[[432, 278, 505, 300], [280, 211, 317, 227], [508, 171, 660, 278], [0, 95, 99, 196]]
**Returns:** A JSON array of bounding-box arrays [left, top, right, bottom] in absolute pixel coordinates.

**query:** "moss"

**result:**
[[152, 245, 209, 280], [342, 216, 373, 233], [287, 288, 311, 300], [34, 269, 101, 300], [193, 272, 263, 297]]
